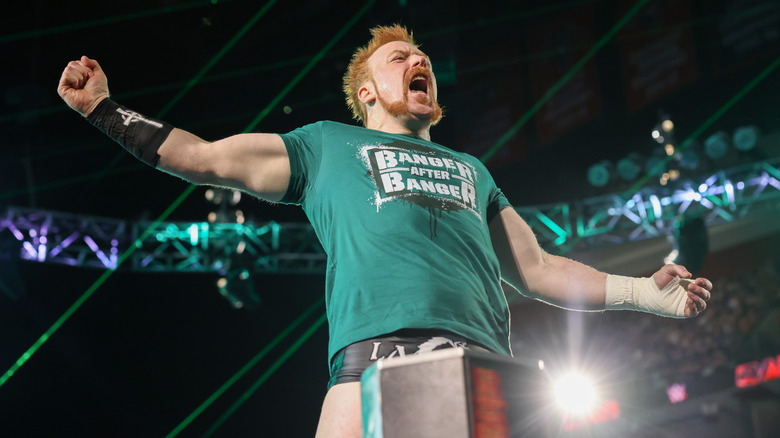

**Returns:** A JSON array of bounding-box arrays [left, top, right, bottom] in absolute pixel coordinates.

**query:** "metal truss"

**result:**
[[2, 158, 779, 274], [520, 157, 780, 253], [0, 209, 326, 274]]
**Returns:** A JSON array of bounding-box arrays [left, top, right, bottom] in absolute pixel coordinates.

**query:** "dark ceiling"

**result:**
[[1, 0, 779, 436]]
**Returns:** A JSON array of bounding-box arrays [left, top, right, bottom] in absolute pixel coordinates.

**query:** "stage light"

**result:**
[[216, 276, 244, 309], [188, 224, 199, 245], [666, 382, 687, 404], [229, 190, 242, 206], [617, 153, 642, 181], [553, 372, 598, 416], [704, 131, 729, 159], [733, 125, 760, 151], [679, 143, 701, 170], [652, 119, 669, 144], [587, 160, 614, 187]]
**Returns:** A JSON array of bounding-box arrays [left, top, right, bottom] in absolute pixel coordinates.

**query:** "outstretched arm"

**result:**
[[489, 206, 712, 317], [58, 56, 290, 201]]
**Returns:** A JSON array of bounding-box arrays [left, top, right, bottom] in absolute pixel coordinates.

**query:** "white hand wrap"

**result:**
[[605, 274, 693, 318]]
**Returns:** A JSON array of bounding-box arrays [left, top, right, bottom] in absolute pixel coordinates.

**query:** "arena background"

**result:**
[[2, 0, 780, 436]]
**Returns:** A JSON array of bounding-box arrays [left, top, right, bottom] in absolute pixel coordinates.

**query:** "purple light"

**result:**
[[9, 225, 24, 241], [83, 236, 100, 252], [22, 242, 37, 259], [83, 235, 116, 269], [666, 383, 687, 404], [140, 255, 154, 268], [49, 233, 79, 258]]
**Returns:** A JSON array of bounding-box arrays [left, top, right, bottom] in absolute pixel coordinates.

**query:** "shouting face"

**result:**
[[362, 41, 442, 126]]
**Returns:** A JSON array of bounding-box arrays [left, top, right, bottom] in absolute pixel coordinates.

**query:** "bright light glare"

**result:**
[[554, 373, 598, 416]]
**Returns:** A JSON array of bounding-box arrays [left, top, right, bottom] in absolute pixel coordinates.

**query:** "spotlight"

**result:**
[[229, 190, 242, 206], [617, 153, 643, 181], [554, 372, 598, 416], [733, 125, 760, 151], [704, 131, 729, 159], [679, 142, 701, 170], [587, 160, 614, 187]]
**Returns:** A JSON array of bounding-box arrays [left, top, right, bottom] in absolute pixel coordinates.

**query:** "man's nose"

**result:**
[[410, 54, 428, 68]]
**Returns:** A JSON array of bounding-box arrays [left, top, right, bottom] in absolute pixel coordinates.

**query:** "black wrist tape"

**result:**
[[86, 99, 174, 168]]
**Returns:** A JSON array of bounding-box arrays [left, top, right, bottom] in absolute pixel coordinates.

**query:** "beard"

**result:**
[[373, 76, 443, 125]]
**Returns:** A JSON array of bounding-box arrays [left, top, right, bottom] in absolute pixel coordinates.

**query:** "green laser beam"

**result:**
[[171, 3, 377, 435], [157, 0, 278, 119], [479, 0, 650, 164], [93, 0, 279, 183], [3, 0, 746, 173], [0, 184, 197, 388], [556, 54, 780, 256], [0, 165, 140, 201], [165, 296, 325, 438], [243, 0, 376, 133], [0, 1, 231, 44], [201, 312, 328, 438], [0, 0, 281, 390]]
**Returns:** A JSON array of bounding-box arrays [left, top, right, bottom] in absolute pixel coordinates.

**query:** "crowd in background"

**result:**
[[510, 254, 780, 405]]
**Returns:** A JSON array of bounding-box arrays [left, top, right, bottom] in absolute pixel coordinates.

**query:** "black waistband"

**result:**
[[327, 329, 493, 389]]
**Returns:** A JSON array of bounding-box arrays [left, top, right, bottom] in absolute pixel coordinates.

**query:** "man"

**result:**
[[58, 25, 712, 437]]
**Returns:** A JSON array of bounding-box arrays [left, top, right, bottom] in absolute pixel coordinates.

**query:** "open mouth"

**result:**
[[408, 74, 429, 95]]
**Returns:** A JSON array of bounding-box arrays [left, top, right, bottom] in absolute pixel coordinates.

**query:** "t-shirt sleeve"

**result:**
[[487, 184, 512, 223], [277, 121, 324, 205]]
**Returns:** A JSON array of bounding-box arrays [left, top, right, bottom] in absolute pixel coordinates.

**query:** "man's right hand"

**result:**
[[57, 55, 110, 117]]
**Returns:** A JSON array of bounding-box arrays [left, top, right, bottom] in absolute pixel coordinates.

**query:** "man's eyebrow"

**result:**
[[387, 48, 428, 59]]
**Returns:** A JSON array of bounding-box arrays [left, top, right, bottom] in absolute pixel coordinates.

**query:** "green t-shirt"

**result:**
[[279, 121, 513, 363]]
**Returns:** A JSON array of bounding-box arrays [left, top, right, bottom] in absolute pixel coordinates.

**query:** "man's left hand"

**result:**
[[652, 264, 713, 317]]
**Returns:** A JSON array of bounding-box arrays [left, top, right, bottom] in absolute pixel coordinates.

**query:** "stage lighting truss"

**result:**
[[0, 209, 326, 274], [2, 158, 779, 272], [0, 208, 125, 270], [517, 157, 780, 251]]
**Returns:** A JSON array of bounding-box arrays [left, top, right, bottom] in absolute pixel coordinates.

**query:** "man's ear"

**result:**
[[358, 82, 375, 106]]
